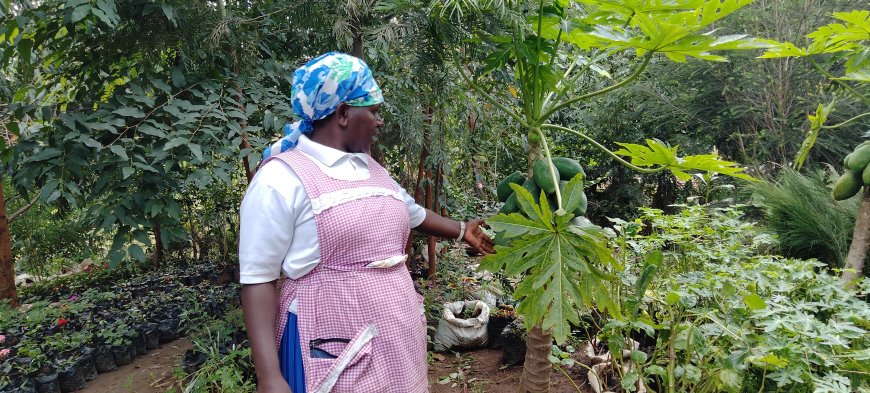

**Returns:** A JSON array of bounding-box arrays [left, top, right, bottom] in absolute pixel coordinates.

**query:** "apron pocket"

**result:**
[[308, 324, 378, 393]]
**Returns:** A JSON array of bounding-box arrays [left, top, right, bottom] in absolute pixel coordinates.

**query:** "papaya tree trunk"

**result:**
[[519, 136, 552, 392], [519, 325, 553, 392], [0, 183, 18, 306], [843, 187, 870, 286]]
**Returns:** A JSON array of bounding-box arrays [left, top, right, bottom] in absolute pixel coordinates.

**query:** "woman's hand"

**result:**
[[464, 219, 495, 255], [258, 376, 292, 393]]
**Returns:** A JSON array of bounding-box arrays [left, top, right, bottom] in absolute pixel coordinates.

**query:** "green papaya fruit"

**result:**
[[844, 152, 855, 170], [863, 164, 870, 186], [497, 171, 526, 202], [533, 159, 558, 194], [552, 157, 585, 180], [576, 191, 588, 216], [849, 145, 870, 172], [499, 193, 518, 214], [833, 172, 862, 201]]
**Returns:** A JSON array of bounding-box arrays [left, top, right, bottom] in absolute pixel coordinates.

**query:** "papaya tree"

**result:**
[[760, 9, 870, 286], [440, 0, 764, 390]]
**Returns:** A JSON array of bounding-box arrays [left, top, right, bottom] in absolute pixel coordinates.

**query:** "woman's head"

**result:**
[[263, 53, 384, 157]]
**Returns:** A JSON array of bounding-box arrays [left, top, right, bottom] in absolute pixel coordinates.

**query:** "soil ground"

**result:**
[[78, 339, 591, 393], [428, 348, 590, 393], [80, 340, 191, 393]]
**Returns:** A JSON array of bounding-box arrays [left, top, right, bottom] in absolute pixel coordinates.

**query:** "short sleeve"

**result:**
[[395, 182, 426, 228], [238, 162, 298, 284]]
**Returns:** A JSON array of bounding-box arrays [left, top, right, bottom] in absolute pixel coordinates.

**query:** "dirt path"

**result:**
[[80, 340, 191, 393], [428, 348, 590, 392], [79, 340, 589, 392]]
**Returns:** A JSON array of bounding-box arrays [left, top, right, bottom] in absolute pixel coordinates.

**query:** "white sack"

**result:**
[[432, 300, 490, 352]]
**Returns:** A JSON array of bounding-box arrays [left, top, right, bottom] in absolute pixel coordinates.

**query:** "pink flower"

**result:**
[[0, 334, 5, 344], [0, 349, 10, 360], [68, 294, 78, 302]]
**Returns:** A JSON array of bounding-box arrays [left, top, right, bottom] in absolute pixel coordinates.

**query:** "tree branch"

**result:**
[[9, 194, 38, 223]]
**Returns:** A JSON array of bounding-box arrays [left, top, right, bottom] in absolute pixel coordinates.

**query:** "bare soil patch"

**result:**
[[80, 340, 191, 393], [428, 348, 590, 392]]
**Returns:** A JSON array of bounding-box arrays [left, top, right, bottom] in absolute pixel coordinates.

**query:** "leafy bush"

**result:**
[[9, 197, 102, 279], [606, 204, 870, 392]]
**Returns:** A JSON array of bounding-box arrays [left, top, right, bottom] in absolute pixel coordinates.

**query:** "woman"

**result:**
[[239, 52, 494, 393]]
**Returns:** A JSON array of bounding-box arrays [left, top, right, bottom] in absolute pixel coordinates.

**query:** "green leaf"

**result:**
[[163, 137, 188, 151], [128, 244, 146, 262], [574, 0, 764, 60], [138, 124, 167, 138], [171, 65, 186, 88], [108, 145, 128, 160], [488, 213, 550, 240], [630, 350, 648, 364], [92, 0, 119, 27], [719, 369, 742, 391], [742, 293, 767, 310], [479, 233, 550, 274], [561, 173, 585, 215], [509, 183, 546, 225], [751, 353, 789, 369], [615, 139, 756, 181], [79, 136, 102, 149], [188, 144, 203, 160], [665, 291, 682, 306], [121, 167, 134, 179], [69, 4, 90, 23], [114, 107, 145, 118], [131, 229, 151, 246], [30, 148, 62, 162]]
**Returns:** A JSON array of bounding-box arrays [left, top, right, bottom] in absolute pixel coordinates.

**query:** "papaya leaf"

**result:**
[[479, 232, 551, 273], [615, 139, 756, 181], [510, 183, 548, 228], [561, 174, 585, 215], [487, 212, 550, 240], [795, 102, 833, 170], [574, 0, 765, 60]]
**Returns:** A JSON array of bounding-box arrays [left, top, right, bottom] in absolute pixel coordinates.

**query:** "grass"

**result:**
[[750, 168, 858, 268]]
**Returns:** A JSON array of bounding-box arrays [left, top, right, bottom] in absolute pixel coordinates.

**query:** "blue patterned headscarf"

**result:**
[[262, 52, 384, 158]]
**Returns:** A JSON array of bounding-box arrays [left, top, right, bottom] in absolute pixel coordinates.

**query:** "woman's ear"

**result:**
[[336, 103, 350, 127]]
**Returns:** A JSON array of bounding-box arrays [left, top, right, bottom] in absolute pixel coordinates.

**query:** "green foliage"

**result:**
[[480, 179, 621, 343], [9, 197, 101, 278], [614, 138, 755, 182], [760, 8, 870, 169], [750, 168, 859, 270], [608, 204, 870, 392], [761, 10, 870, 77], [182, 309, 256, 393]]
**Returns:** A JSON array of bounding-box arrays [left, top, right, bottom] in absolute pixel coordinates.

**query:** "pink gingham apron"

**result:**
[[267, 149, 428, 393]]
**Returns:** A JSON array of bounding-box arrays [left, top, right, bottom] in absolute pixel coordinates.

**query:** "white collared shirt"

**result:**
[[238, 135, 426, 285]]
